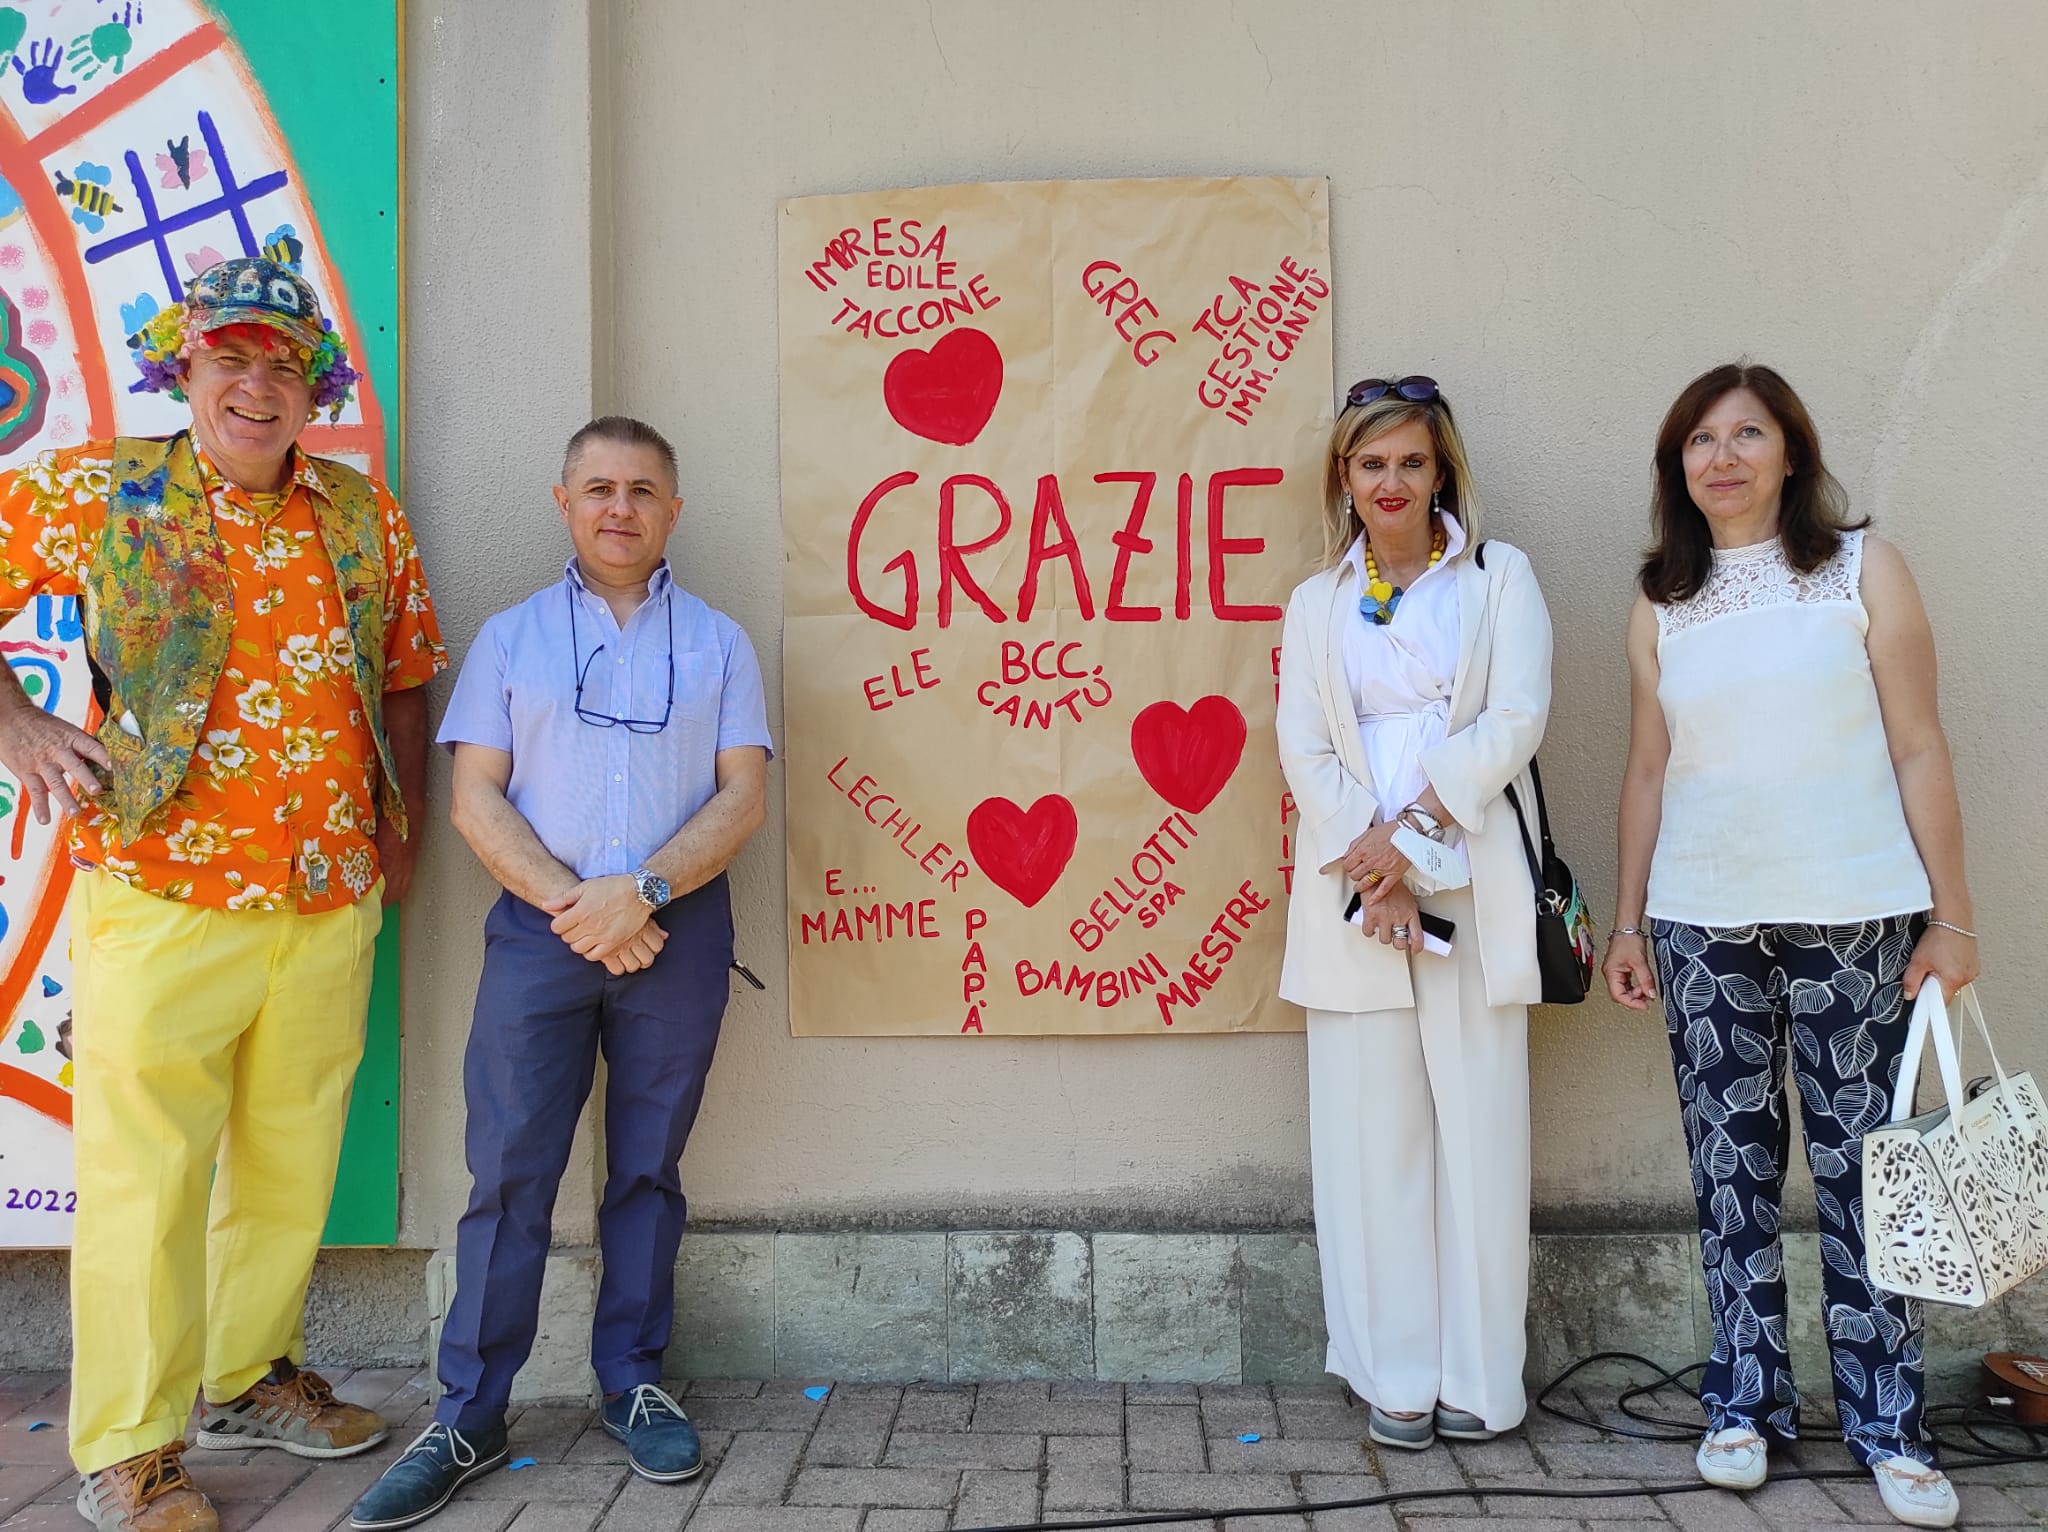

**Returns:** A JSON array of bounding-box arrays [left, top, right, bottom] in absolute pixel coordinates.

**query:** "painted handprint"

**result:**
[[67, 5, 140, 81], [12, 37, 75, 104], [0, 10, 27, 67]]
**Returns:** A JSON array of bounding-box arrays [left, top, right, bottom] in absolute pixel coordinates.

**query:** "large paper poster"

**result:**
[[0, 0, 400, 1246], [780, 176, 1332, 1036]]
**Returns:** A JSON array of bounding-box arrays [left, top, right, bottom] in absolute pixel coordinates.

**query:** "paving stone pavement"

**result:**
[[2, 1369, 2046, 1530]]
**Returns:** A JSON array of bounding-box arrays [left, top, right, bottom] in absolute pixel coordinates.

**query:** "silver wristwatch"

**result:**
[[632, 868, 672, 910]]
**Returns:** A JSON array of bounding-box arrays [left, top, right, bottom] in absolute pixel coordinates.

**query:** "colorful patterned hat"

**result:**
[[127, 255, 360, 421], [184, 256, 329, 351]]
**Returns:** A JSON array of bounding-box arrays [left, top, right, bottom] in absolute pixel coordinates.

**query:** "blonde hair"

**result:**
[[1319, 390, 1483, 568]]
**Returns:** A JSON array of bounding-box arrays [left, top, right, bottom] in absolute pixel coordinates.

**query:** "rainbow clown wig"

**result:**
[[127, 256, 360, 421]]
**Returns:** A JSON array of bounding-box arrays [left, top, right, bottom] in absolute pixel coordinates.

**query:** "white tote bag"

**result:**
[[1864, 982, 2048, 1307]]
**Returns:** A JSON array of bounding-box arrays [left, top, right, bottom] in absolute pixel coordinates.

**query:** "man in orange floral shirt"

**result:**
[[0, 258, 445, 1532]]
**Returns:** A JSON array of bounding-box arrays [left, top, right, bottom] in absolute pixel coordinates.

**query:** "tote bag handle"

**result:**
[[1891, 981, 2010, 1125]]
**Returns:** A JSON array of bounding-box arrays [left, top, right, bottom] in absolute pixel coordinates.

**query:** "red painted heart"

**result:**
[[966, 793, 1077, 909], [1131, 695, 1248, 814], [883, 326, 1004, 446]]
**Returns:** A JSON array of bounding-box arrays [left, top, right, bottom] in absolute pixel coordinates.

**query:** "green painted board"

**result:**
[[0, 2, 406, 1249], [209, 0, 404, 1245]]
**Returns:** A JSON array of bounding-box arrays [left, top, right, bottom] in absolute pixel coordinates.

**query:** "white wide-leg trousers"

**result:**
[[1306, 885, 1532, 1431]]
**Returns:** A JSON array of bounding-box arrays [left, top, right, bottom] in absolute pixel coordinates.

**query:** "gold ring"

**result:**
[[1365, 871, 1384, 885]]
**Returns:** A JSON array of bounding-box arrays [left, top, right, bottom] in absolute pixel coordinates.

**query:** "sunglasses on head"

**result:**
[[1345, 375, 1440, 408]]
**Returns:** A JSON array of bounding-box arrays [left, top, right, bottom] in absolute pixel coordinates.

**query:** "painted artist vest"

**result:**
[[86, 433, 404, 842]]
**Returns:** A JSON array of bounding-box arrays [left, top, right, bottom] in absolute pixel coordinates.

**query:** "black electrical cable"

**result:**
[[950, 1350, 2048, 1532]]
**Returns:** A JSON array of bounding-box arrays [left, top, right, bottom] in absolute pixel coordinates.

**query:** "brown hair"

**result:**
[[561, 415, 679, 491], [1320, 390, 1481, 569], [1640, 362, 1865, 604]]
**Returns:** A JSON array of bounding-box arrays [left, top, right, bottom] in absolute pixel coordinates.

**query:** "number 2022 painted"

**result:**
[[4, 1187, 76, 1213]]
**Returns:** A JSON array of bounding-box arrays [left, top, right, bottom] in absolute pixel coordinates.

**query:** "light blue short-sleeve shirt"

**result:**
[[437, 559, 773, 878]]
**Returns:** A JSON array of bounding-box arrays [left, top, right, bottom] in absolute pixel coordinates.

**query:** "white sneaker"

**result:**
[[1695, 1427, 1767, 1489], [1872, 1455, 1957, 1528]]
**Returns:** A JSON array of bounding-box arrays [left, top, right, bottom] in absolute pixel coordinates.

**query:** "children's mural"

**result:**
[[779, 177, 1333, 1036], [0, 0, 400, 1246]]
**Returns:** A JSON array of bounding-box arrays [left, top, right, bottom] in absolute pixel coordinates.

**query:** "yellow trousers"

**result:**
[[66, 869, 382, 1473]]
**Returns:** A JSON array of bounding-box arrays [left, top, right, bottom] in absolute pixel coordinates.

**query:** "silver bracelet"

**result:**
[[1927, 919, 1978, 940], [1610, 925, 1645, 939], [1397, 805, 1446, 842]]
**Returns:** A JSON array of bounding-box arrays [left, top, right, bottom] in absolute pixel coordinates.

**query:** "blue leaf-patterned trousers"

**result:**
[[1652, 914, 1933, 1467]]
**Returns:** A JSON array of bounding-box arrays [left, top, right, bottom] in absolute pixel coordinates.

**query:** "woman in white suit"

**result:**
[[1277, 377, 1553, 1449]]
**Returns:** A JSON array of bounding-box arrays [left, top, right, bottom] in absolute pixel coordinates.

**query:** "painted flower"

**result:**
[[253, 524, 312, 572], [339, 846, 376, 897], [31, 523, 80, 574], [165, 818, 235, 864], [326, 626, 357, 673], [21, 452, 64, 498], [323, 782, 361, 837], [279, 633, 327, 682], [155, 878, 195, 903], [22, 452, 109, 505], [272, 725, 335, 773], [236, 679, 283, 728], [254, 585, 286, 616], [224, 873, 286, 912], [197, 728, 254, 783], [271, 790, 305, 824], [71, 463, 112, 504]]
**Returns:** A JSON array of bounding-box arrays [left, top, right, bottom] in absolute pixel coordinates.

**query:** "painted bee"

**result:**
[[261, 223, 304, 271], [54, 164, 120, 233]]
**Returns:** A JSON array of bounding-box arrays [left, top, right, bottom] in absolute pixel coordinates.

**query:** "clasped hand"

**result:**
[[1357, 879, 1421, 949], [543, 873, 666, 975], [1341, 819, 1411, 907]]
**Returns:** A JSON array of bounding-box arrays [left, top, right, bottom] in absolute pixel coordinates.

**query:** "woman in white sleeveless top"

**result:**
[[1276, 378, 1552, 1452], [1603, 364, 1979, 1530]]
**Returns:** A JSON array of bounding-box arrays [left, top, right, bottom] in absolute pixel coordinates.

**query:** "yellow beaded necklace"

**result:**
[[1361, 522, 1448, 625]]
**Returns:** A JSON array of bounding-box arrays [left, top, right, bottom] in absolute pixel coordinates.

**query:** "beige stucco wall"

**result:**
[[395, 0, 2048, 1244]]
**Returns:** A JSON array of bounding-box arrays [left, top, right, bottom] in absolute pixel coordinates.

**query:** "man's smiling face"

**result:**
[[184, 324, 315, 488]]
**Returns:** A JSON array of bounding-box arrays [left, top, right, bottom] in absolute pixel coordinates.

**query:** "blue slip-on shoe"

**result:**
[[350, 1420, 509, 1530], [602, 1383, 704, 1483]]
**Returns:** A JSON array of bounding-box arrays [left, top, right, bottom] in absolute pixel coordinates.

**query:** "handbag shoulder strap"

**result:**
[[1502, 779, 1543, 885], [1526, 757, 1558, 860], [1475, 538, 1554, 889]]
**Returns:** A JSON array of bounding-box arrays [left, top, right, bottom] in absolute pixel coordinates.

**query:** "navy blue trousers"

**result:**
[[435, 877, 733, 1430], [1653, 914, 1932, 1467]]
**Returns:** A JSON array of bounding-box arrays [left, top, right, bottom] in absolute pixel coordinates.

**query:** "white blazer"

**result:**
[[1276, 540, 1554, 1013]]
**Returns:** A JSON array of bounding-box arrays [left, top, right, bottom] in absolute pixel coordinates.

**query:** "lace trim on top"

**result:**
[[1656, 529, 1863, 638]]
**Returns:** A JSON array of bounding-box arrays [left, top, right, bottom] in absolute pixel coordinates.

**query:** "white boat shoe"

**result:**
[[1695, 1427, 1768, 1490], [1871, 1455, 1958, 1528]]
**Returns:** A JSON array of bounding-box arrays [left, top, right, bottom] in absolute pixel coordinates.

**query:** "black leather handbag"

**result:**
[[1502, 758, 1595, 1004]]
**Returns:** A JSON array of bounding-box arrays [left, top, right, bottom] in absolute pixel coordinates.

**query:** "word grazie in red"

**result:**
[[847, 467, 1286, 630]]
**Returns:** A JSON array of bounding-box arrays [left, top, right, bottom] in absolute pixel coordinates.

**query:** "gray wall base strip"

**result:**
[[4, 1233, 2038, 1409]]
